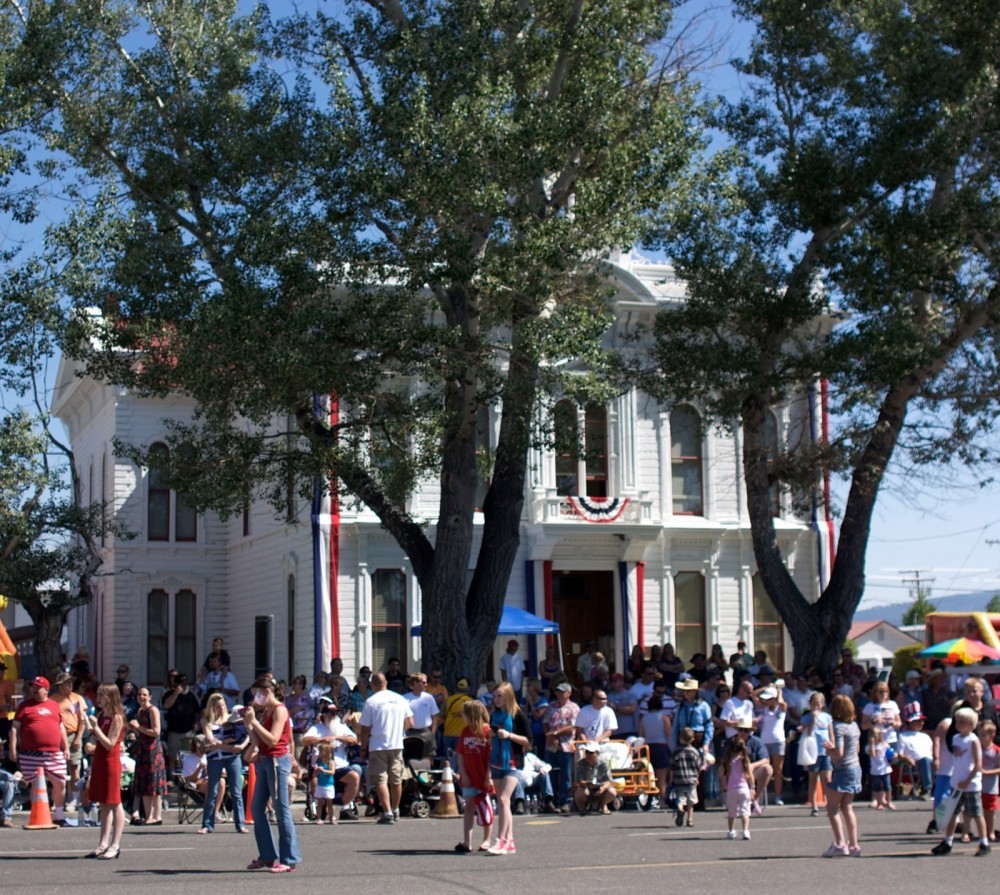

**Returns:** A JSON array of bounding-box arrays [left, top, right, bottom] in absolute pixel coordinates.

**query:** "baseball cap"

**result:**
[[583, 741, 601, 753], [31, 675, 50, 689], [555, 682, 572, 693], [905, 670, 921, 681], [759, 686, 778, 700]]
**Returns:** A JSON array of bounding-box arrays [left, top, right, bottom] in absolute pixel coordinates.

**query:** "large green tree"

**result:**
[[649, 0, 1000, 673], [4, 0, 698, 685]]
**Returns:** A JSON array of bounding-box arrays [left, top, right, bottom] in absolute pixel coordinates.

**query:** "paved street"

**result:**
[[0, 798, 985, 895]]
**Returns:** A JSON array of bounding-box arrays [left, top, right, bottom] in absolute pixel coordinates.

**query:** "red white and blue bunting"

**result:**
[[566, 495, 630, 523]]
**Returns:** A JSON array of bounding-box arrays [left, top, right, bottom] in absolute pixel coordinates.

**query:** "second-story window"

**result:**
[[146, 441, 198, 542], [553, 400, 609, 497], [670, 405, 704, 515]]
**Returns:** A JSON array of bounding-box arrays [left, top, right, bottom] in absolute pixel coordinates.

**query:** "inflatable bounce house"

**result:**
[[0, 595, 19, 723]]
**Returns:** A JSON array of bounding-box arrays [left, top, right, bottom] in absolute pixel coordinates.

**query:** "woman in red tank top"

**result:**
[[242, 676, 300, 873]]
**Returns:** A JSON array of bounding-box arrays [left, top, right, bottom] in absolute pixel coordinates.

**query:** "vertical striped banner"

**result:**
[[808, 378, 836, 590], [525, 560, 538, 675], [311, 395, 341, 673], [618, 561, 642, 669]]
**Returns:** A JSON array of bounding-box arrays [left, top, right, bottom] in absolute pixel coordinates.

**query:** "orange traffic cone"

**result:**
[[24, 768, 58, 830], [244, 763, 255, 826], [813, 776, 827, 808], [433, 760, 460, 817]]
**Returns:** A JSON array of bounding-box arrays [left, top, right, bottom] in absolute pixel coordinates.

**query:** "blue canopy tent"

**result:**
[[411, 606, 562, 671]]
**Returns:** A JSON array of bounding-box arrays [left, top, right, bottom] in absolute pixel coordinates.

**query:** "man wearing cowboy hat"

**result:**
[[671, 678, 713, 753]]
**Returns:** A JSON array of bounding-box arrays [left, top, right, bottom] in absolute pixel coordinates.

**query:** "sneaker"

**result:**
[[975, 843, 991, 857], [926, 819, 939, 835], [773, 797, 784, 806], [742, 830, 751, 841], [392, 809, 400, 821], [930, 841, 952, 856], [339, 808, 359, 821], [486, 838, 508, 855], [810, 807, 819, 817], [726, 830, 737, 840], [823, 844, 849, 858], [559, 804, 571, 814], [848, 846, 862, 858], [270, 863, 296, 874], [504, 839, 516, 854], [675, 809, 685, 827], [751, 800, 763, 816], [512, 799, 525, 816], [377, 814, 395, 825]]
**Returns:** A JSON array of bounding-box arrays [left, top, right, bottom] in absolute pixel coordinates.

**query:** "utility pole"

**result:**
[[901, 570, 936, 626]]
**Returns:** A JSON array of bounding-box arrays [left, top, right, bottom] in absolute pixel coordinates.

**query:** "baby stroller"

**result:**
[[397, 735, 442, 818]]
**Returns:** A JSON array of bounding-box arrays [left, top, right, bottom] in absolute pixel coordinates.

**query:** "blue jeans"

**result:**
[[513, 769, 554, 802], [912, 757, 933, 792], [0, 769, 15, 820], [203, 753, 245, 831], [251, 754, 301, 867], [547, 750, 574, 807]]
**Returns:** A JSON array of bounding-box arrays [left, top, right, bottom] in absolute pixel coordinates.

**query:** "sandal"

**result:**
[[246, 859, 275, 870], [455, 843, 473, 853], [197, 828, 211, 834]]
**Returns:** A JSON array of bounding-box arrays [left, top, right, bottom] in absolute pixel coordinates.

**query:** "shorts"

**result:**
[[765, 741, 786, 758], [829, 765, 862, 795], [67, 742, 84, 767], [674, 783, 698, 807], [461, 786, 484, 799], [367, 749, 403, 787], [726, 787, 751, 818], [648, 743, 671, 770], [869, 773, 891, 792], [491, 767, 517, 780], [810, 755, 832, 773], [18, 750, 66, 783], [313, 784, 335, 800], [958, 790, 984, 818], [334, 764, 362, 782], [982, 792, 999, 813]]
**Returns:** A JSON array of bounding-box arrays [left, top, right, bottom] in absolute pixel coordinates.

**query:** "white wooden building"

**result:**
[[52, 253, 830, 688]]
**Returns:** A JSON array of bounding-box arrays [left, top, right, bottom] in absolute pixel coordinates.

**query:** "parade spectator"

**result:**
[[627, 645, 646, 679], [307, 671, 329, 709], [755, 685, 787, 805], [896, 703, 933, 799], [802, 691, 833, 816], [285, 675, 313, 755], [114, 664, 130, 695], [574, 689, 617, 743], [543, 682, 580, 812], [733, 718, 773, 816], [487, 681, 531, 854], [130, 687, 167, 825], [303, 699, 362, 821], [359, 671, 414, 824], [729, 641, 753, 674], [822, 693, 862, 857], [576, 641, 599, 684], [979, 720, 999, 844], [670, 727, 702, 827], [573, 741, 616, 815], [54, 672, 88, 810], [957, 678, 999, 727], [11, 675, 70, 826], [931, 707, 989, 857], [120, 680, 140, 722], [898, 670, 924, 714], [639, 694, 672, 807], [198, 694, 249, 834], [720, 733, 754, 840], [443, 678, 474, 754], [0, 739, 20, 828], [523, 677, 549, 755], [84, 683, 126, 859], [631, 663, 658, 720], [404, 672, 440, 758], [329, 657, 352, 697], [922, 668, 953, 730], [198, 654, 240, 710], [163, 674, 201, 770], [454, 700, 493, 853], [201, 637, 231, 671], [720, 677, 756, 739], [383, 658, 407, 695], [657, 644, 685, 685], [500, 640, 526, 695], [538, 647, 562, 693], [244, 676, 301, 873], [607, 673, 638, 737], [349, 668, 372, 714]]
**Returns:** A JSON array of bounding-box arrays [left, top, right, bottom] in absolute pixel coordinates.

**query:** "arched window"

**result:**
[[147, 443, 171, 540], [553, 400, 609, 497], [670, 405, 704, 515], [752, 574, 784, 670], [674, 572, 706, 661], [763, 410, 781, 517]]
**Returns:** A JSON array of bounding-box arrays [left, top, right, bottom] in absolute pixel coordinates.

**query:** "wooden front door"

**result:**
[[551, 570, 615, 686]]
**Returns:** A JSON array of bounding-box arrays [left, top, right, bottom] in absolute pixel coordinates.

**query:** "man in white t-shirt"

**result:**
[[574, 690, 617, 743], [359, 672, 413, 824], [720, 676, 756, 738], [630, 663, 658, 721], [404, 673, 440, 757], [303, 699, 362, 818], [499, 640, 526, 695]]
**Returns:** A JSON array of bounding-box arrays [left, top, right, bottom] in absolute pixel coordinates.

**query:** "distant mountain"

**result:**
[[853, 591, 999, 627]]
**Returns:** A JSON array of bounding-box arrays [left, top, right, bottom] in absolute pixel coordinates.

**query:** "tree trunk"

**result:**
[[26, 599, 67, 681]]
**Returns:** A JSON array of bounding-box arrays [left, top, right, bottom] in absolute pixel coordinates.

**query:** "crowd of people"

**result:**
[[3, 635, 1000, 867]]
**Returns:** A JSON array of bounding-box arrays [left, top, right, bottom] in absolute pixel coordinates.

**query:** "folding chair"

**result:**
[[174, 751, 206, 824]]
